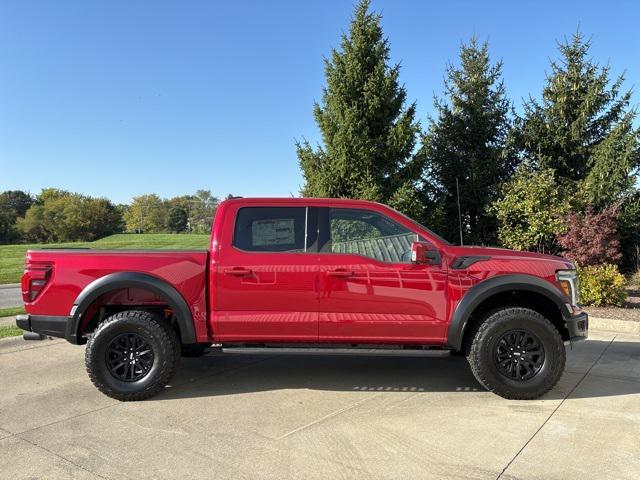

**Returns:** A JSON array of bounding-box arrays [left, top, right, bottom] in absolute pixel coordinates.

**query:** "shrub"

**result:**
[[577, 264, 627, 307], [491, 166, 568, 253], [557, 206, 622, 267]]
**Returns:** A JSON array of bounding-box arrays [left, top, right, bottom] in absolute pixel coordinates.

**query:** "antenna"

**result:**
[[456, 177, 464, 246]]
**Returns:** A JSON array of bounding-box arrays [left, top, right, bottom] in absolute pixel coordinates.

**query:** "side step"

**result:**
[[220, 346, 452, 357]]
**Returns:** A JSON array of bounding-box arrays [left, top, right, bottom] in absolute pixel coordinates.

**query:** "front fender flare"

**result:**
[[65, 272, 197, 345], [446, 274, 571, 351]]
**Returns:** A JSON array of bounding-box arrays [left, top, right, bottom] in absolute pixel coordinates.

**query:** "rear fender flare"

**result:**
[[66, 272, 196, 345]]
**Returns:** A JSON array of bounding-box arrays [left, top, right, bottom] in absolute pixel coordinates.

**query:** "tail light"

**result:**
[[21, 263, 52, 302]]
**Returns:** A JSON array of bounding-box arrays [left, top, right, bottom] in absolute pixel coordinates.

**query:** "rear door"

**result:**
[[212, 204, 320, 342], [317, 207, 448, 344]]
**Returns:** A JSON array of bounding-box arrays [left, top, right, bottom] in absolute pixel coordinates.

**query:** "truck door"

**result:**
[[212, 205, 319, 342], [317, 207, 447, 344]]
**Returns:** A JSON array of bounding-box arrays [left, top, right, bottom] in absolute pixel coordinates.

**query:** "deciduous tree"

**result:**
[[490, 167, 568, 253]]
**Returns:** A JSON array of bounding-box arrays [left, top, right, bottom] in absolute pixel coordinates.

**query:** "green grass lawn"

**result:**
[[0, 325, 22, 339], [0, 306, 25, 317], [0, 233, 209, 285]]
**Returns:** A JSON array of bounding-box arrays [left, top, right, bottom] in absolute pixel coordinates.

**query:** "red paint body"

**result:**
[[23, 198, 574, 346]]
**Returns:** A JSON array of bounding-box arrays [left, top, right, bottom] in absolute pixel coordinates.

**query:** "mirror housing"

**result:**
[[411, 241, 440, 265]]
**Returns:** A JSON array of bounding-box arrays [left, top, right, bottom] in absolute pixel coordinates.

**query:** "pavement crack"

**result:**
[[275, 393, 381, 440], [496, 335, 617, 480], [18, 435, 112, 480], [14, 402, 119, 437], [0, 340, 65, 355]]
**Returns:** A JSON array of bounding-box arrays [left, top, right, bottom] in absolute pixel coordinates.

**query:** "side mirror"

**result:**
[[411, 241, 440, 265]]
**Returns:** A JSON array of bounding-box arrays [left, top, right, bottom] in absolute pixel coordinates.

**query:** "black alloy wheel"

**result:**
[[493, 329, 545, 381], [106, 333, 155, 382]]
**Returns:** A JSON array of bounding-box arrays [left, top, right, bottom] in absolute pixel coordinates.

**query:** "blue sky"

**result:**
[[1, 0, 638, 204]]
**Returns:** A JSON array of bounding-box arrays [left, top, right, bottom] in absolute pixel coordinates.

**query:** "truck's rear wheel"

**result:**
[[467, 307, 565, 400], [85, 310, 179, 401]]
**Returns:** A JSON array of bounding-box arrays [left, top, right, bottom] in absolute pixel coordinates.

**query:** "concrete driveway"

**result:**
[[0, 330, 638, 480], [0, 284, 21, 308]]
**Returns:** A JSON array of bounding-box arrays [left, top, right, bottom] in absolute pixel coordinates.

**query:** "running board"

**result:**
[[218, 345, 452, 357]]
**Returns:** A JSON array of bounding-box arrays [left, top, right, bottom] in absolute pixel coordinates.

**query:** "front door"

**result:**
[[213, 205, 319, 342], [318, 207, 447, 344]]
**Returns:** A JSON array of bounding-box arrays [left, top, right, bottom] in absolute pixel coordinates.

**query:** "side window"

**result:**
[[233, 207, 315, 253], [327, 208, 418, 263]]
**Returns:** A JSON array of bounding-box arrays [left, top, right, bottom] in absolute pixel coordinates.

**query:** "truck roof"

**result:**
[[220, 197, 386, 207]]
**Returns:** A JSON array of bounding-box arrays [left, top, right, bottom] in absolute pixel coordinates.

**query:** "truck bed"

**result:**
[[23, 249, 209, 336]]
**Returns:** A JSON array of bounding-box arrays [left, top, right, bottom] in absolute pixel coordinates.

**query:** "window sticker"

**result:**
[[252, 219, 295, 246]]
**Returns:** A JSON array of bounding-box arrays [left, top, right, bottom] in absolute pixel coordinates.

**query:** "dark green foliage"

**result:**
[[166, 206, 189, 233], [16, 189, 121, 242], [420, 38, 516, 245], [513, 31, 639, 266], [0, 190, 34, 243], [617, 191, 640, 272], [516, 31, 639, 207], [296, 0, 422, 214]]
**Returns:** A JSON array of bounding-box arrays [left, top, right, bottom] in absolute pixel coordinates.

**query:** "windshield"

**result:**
[[390, 207, 452, 246]]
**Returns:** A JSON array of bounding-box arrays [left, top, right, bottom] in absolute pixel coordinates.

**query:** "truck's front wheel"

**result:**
[[85, 310, 180, 401], [467, 307, 565, 400]]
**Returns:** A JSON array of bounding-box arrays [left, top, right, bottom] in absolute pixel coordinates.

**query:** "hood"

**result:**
[[446, 245, 574, 270]]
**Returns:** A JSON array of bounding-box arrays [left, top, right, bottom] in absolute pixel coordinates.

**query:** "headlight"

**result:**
[[556, 269, 579, 306]]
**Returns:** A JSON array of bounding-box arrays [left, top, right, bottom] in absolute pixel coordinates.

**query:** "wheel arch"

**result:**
[[66, 272, 197, 345], [447, 274, 571, 352]]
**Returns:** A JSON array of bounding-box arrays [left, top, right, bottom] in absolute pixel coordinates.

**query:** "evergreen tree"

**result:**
[[296, 0, 422, 213], [420, 38, 516, 245], [516, 31, 639, 208]]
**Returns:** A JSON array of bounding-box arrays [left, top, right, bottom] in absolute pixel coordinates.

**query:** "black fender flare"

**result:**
[[446, 274, 571, 351], [65, 272, 196, 345]]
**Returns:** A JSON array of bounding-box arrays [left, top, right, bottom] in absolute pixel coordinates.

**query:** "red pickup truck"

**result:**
[[16, 197, 587, 401]]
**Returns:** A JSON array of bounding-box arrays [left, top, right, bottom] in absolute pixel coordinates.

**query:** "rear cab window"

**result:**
[[233, 207, 318, 253]]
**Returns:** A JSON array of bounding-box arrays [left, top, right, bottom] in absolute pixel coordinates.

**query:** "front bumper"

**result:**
[[16, 314, 69, 339], [565, 311, 588, 342]]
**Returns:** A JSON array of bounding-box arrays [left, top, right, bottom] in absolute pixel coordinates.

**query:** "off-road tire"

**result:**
[[85, 310, 180, 401], [467, 307, 565, 400]]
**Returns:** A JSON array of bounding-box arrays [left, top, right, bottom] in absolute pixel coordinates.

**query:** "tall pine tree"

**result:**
[[516, 31, 639, 209], [296, 0, 422, 216], [420, 38, 516, 245]]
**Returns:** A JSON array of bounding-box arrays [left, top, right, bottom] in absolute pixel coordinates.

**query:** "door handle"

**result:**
[[327, 269, 354, 278], [224, 267, 253, 277]]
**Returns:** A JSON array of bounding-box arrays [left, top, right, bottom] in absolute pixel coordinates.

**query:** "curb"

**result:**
[[589, 316, 640, 335], [0, 284, 20, 289]]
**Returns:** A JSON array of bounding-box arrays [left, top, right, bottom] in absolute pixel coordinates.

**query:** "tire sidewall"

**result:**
[[88, 314, 175, 396], [475, 310, 564, 395]]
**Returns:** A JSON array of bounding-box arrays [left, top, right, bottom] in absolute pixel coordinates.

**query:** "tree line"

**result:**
[[298, 0, 639, 274], [0, 189, 225, 243]]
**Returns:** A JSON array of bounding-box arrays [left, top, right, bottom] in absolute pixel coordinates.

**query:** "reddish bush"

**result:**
[[557, 206, 622, 266]]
